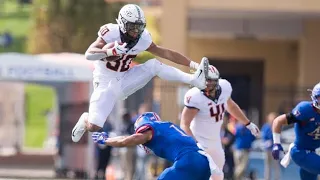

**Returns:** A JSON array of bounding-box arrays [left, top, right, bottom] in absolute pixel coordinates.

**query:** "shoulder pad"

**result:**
[[138, 28, 153, 50], [292, 101, 313, 120], [219, 79, 232, 92], [97, 23, 120, 43], [184, 87, 201, 109]]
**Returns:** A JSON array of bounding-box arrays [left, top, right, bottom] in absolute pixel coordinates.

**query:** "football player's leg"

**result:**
[[297, 152, 320, 177], [145, 58, 193, 83], [88, 79, 120, 129], [142, 58, 207, 89], [157, 163, 207, 180], [72, 79, 120, 142], [157, 166, 180, 180], [157, 168, 205, 180], [119, 64, 155, 100], [120, 58, 203, 99], [299, 168, 318, 180], [206, 147, 225, 180], [158, 152, 211, 180]]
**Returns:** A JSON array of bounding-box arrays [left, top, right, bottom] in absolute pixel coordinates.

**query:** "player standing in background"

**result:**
[[92, 112, 222, 180], [272, 82, 320, 180], [180, 65, 260, 180], [72, 4, 209, 142]]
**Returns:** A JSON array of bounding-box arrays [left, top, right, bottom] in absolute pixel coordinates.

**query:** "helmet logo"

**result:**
[[125, 10, 133, 17]]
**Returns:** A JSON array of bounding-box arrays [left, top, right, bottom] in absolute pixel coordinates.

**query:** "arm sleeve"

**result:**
[[286, 112, 299, 124], [289, 102, 310, 123]]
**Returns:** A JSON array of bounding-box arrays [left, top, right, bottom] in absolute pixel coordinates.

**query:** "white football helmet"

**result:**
[[205, 65, 220, 93], [116, 4, 146, 41], [208, 65, 220, 80], [310, 82, 320, 110]]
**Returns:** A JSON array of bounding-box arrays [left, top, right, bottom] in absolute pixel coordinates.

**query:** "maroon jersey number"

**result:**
[[99, 25, 109, 36], [106, 54, 137, 72], [209, 103, 225, 122]]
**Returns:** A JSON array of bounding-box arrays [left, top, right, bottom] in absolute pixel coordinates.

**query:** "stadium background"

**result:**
[[0, 0, 319, 179]]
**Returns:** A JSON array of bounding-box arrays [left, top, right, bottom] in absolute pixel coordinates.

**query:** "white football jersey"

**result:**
[[184, 79, 232, 142], [93, 23, 152, 78]]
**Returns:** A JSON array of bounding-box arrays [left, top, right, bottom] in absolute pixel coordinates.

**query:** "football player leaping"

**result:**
[[180, 65, 260, 180], [71, 4, 208, 142]]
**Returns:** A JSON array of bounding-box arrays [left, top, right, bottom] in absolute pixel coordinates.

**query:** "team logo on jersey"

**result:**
[[293, 109, 301, 117], [186, 96, 192, 104], [310, 117, 315, 121]]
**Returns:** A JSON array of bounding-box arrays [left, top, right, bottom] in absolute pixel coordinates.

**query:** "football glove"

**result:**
[[92, 132, 108, 145], [272, 143, 284, 160], [246, 122, 260, 137]]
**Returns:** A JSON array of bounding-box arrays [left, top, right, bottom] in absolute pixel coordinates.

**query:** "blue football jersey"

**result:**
[[135, 116, 200, 162], [292, 101, 320, 150]]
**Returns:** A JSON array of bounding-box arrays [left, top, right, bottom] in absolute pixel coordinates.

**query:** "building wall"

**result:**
[[188, 0, 320, 12], [158, 0, 188, 122], [298, 20, 320, 89], [158, 0, 320, 123]]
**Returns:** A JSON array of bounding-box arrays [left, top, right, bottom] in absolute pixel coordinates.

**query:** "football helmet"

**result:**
[[134, 112, 161, 132], [206, 65, 220, 91], [116, 4, 146, 42], [203, 65, 221, 101], [310, 82, 320, 110]]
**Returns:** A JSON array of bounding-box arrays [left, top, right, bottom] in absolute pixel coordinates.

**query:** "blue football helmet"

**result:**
[[134, 112, 161, 132], [310, 82, 320, 110]]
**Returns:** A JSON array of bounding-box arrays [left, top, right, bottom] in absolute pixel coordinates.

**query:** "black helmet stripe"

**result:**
[[134, 5, 141, 20]]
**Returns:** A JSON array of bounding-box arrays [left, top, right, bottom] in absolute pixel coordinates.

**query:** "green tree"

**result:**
[[27, 0, 161, 64], [27, 0, 123, 54]]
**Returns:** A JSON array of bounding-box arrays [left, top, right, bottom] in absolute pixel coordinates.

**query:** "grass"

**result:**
[[0, 0, 32, 52], [24, 83, 56, 148]]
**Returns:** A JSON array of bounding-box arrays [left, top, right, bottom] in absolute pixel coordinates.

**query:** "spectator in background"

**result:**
[[132, 103, 151, 180], [120, 112, 136, 180], [0, 31, 13, 48], [18, 0, 32, 8], [95, 119, 113, 180], [122, 112, 135, 135], [3, 31, 13, 47], [221, 114, 236, 180], [261, 112, 281, 180], [234, 116, 256, 180], [131, 103, 149, 123], [0, 33, 5, 47], [227, 115, 237, 135]]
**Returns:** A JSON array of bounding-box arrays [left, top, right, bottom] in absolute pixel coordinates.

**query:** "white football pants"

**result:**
[[198, 140, 225, 180], [88, 58, 193, 127]]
